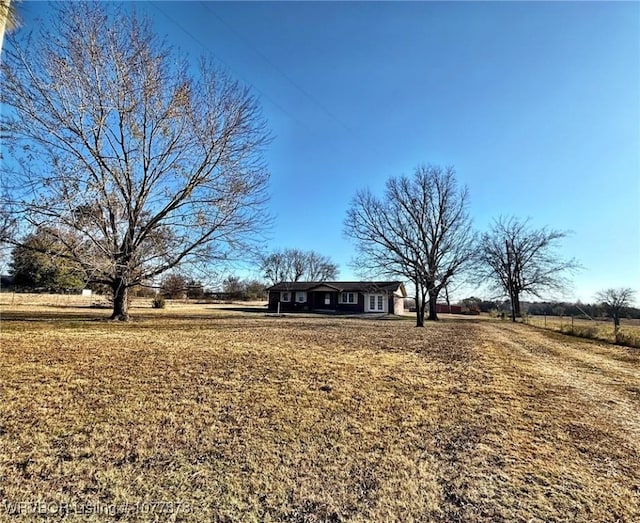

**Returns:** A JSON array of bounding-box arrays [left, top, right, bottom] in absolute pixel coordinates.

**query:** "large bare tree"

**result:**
[[0, 0, 18, 261], [344, 164, 475, 326], [476, 217, 578, 322], [596, 287, 636, 339], [261, 248, 338, 285], [1, 2, 270, 319]]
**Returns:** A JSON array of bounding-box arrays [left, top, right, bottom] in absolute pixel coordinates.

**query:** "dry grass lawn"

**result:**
[[0, 305, 638, 522], [524, 314, 640, 348]]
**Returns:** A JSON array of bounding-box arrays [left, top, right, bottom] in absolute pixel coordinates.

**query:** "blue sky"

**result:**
[[18, 1, 640, 303]]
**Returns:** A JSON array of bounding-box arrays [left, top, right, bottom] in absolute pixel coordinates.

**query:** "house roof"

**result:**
[[266, 281, 406, 296]]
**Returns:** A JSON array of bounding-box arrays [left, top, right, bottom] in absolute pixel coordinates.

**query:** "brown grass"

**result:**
[[524, 314, 640, 348], [1, 304, 638, 522]]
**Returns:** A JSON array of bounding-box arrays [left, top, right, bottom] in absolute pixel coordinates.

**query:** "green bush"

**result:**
[[152, 294, 166, 309]]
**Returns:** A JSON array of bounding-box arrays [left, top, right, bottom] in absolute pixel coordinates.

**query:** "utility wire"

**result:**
[[199, 0, 354, 134], [150, 1, 316, 135]]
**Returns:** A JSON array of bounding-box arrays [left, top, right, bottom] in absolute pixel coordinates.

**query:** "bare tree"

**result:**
[[0, 1, 19, 266], [260, 251, 291, 284], [344, 164, 475, 326], [305, 251, 339, 281], [476, 217, 578, 322], [0, 179, 17, 269], [1, 2, 270, 320], [261, 248, 338, 284], [596, 287, 636, 339]]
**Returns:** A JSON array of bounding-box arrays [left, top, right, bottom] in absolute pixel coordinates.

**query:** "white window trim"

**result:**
[[280, 291, 291, 302], [339, 292, 357, 304], [295, 291, 307, 303], [365, 293, 386, 312]]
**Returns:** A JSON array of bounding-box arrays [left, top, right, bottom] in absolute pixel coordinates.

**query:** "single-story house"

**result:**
[[266, 281, 407, 314]]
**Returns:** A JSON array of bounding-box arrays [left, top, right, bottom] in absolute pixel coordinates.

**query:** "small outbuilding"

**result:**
[[266, 281, 407, 314]]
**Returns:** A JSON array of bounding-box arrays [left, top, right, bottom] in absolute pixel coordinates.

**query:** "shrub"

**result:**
[[560, 324, 599, 340], [152, 294, 166, 309], [615, 330, 640, 349]]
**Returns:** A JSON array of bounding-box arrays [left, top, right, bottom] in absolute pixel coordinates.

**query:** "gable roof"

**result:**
[[266, 281, 406, 296]]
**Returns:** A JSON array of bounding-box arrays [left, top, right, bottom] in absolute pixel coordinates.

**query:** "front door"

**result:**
[[312, 291, 334, 309]]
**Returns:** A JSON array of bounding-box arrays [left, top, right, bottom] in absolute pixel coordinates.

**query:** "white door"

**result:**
[[366, 294, 385, 312]]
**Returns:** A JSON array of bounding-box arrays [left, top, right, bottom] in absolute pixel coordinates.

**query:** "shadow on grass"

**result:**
[[215, 306, 268, 314]]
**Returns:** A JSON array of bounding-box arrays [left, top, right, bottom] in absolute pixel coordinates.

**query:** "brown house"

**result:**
[[266, 281, 407, 314]]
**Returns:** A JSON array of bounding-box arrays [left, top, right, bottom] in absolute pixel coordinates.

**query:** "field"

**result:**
[[1, 300, 639, 522], [523, 314, 640, 348]]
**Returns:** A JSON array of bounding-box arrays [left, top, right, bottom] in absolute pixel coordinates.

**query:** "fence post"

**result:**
[[544, 313, 546, 328]]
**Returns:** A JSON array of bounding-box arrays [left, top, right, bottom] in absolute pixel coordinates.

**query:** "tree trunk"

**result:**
[[508, 290, 517, 322], [513, 296, 521, 318], [427, 292, 439, 321], [110, 279, 130, 321], [415, 291, 424, 327]]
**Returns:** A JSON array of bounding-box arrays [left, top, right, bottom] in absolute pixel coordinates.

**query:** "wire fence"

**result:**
[[522, 314, 640, 348]]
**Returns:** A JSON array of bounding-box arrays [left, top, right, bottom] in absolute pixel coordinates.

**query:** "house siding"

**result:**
[[336, 292, 364, 313], [268, 290, 401, 314], [393, 294, 404, 315], [266, 281, 406, 315]]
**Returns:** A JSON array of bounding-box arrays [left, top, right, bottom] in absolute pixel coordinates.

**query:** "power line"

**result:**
[[199, 0, 354, 134], [150, 1, 316, 134]]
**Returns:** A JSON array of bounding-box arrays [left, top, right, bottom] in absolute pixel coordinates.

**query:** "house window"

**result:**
[[367, 294, 385, 312], [339, 292, 356, 304], [324, 293, 331, 305], [281, 291, 291, 302], [295, 291, 306, 303]]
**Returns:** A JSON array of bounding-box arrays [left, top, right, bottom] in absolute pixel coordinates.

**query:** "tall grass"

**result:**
[[524, 315, 640, 348]]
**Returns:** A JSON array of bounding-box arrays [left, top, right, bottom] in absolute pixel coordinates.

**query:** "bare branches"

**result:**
[[261, 249, 338, 285], [344, 164, 475, 326], [476, 217, 579, 321], [1, 2, 270, 319], [596, 287, 636, 332]]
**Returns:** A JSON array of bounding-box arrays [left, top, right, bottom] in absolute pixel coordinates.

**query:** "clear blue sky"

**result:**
[[19, 1, 640, 303]]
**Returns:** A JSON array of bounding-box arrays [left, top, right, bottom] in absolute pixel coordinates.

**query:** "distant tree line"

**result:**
[[159, 274, 205, 300], [458, 296, 640, 320], [221, 275, 266, 301]]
